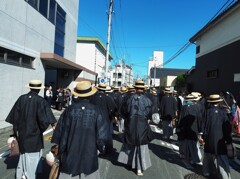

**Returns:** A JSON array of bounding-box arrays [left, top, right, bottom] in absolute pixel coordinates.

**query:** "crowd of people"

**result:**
[[5, 79, 240, 179], [44, 86, 72, 110]]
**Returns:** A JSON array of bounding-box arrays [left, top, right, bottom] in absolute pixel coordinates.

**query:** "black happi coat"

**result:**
[[160, 94, 178, 121], [51, 99, 108, 176], [5, 91, 56, 153], [116, 93, 127, 117], [195, 101, 206, 133], [122, 92, 153, 146], [90, 91, 116, 122], [148, 93, 160, 114], [203, 106, 232, 155], [177, 104, 202, 141]]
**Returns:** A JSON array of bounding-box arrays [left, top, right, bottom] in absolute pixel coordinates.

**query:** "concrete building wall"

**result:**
[[0, 0, 79, 127], [159, 76, 177, 87], [110, 65, 134, 87], [76, 41, 106, 81], [76, 43, 96, 71], [167, 76, 177, 87], [153, 50, 164, 67], [0, 58, 45, 128], [148, 50, 164, 86], [0, 0, 55, 56], [95, 47, 106, 80]]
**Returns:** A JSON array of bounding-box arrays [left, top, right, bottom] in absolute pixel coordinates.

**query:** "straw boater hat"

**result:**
[[97, 83, 108, 91], [127, 84, 135, 92], [106, 86, 113, 93], [113, 86, 119, 92], [191, 92, 201, 101], [150, 87, 157, 95], [185, 94, 196, 101], [207, 94, 223, 103], [163, 87, 172, 94], [133, 80, 147, 89], [26, 80, 45, 89], [120, 86, 128, 93], [72, 81, 97, 97]]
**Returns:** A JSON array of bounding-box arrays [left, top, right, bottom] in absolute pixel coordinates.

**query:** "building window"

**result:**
[[27, 0, 39, 10], [25, 0, 66, 56], [196, 45, 200, 54], [22, 55, 33, 67], [49, 0, 56, 24], [7, 52, 20, 66], [54, 4, 66, 57], [0, 47, 34, 68], [0, 48, 6, 63], [117, 82, 121, 86], [39, 0, 48, 18], [26, 0, 57, 25], [207, 69, 218, 79]]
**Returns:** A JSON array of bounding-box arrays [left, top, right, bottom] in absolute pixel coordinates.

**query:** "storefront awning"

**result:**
[[40, 53, 97, 75]]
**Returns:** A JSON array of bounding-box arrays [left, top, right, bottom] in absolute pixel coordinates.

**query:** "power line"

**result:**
[[156, 0, 237, 68], [207, 0, 235, 24], [78, 16, 105, 42]]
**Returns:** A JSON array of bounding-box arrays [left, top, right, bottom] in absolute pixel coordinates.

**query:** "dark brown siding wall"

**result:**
[[186, 40, 240, 96]]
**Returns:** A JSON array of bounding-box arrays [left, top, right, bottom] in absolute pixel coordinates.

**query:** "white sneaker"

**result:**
[[137, 170, 143, 176]]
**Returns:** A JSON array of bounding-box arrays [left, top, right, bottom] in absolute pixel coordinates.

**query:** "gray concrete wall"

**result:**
[[0, 0, 79, 128], [0, 58, 45, 128]]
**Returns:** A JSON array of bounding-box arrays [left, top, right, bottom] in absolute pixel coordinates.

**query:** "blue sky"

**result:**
[[77, 0, 235, 79]]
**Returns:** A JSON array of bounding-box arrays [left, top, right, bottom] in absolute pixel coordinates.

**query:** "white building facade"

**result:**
[[76, 36, 112, 85], [110, 64, 134, 87], [147, 50, 163, 86]]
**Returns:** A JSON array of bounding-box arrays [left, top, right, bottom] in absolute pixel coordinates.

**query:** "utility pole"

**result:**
[[105, 0, 113, 84], [121, 59, 124, 86], [115, 64, 117, 86]]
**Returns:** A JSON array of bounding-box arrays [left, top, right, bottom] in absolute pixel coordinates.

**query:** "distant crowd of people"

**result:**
[[5, 79, 240, 179], [44, 86, 72, 110]]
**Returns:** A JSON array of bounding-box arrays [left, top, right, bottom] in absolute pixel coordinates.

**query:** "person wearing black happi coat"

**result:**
[[90, 83, 116, 154], [177, 94, 202, 166], [51, 81, 108, 178], [159, 87, 178, 139], [6, 80, 56, 179], [118, 80, 153, 176], [201, 94, 232, 179]]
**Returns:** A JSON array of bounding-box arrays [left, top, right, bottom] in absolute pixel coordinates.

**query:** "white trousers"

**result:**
[[118, 118, 125, 133], [16, 150, 42, 179]]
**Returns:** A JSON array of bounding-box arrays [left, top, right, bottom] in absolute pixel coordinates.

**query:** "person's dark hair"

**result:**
[[30, 89, 41, 93]]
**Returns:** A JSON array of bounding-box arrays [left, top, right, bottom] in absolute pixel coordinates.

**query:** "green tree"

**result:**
[[175, 74, 186, 88]]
